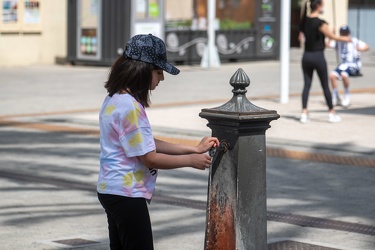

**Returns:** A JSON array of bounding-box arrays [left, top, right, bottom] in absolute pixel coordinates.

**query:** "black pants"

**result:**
[[302, 51, 333, 110], [98, 193, 154, 250]]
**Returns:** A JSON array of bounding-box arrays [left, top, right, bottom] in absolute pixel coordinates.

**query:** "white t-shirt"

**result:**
[[97, 93, 157, 200], [329, 37, 367, 69]]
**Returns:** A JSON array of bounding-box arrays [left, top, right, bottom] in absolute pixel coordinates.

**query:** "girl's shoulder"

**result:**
[[106, 93, 132, 103], [112, 93, 135, 104], [101, 94, 141, 115], [112, 94, 145, 113]]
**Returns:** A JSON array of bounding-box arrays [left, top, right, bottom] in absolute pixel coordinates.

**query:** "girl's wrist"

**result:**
[[193, 146, 202, 154]]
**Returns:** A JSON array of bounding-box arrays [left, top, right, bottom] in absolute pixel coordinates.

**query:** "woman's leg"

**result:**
[[301, 53, 314, 111], [315, 53, 334, 110]]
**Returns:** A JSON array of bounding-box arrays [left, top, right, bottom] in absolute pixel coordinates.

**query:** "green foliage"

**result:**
[[219, 19, 252, 30], [165, 19, 192, 30], [166, 18, 252, 30]]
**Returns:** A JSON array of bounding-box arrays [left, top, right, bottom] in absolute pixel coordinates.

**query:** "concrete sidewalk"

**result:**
[[0, 52, 374, 249]]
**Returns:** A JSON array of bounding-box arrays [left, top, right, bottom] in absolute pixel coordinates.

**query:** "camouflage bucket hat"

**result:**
[[124, 34, 180, 75]]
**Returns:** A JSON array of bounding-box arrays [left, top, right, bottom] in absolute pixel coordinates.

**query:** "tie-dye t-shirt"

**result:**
[[97, 93, 157, 200]]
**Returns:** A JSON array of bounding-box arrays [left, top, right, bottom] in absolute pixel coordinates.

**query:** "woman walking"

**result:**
[[299, 0, 351, 123]]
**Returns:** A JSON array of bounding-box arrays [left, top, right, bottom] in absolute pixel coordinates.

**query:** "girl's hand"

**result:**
[[190, 153, 212, 170], [196, 136, 220, 153]]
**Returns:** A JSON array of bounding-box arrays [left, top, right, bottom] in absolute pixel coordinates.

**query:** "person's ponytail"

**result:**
[[299, 1, 308, 32]]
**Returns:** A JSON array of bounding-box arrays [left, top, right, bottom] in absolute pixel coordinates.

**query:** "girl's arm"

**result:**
[[154, 136, 219, 155], [137, 150, 212, 170], [320, 23, 351, 43], [137, 136, 219, 170]]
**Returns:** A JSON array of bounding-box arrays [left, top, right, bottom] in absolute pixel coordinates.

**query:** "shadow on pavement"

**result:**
[[0, 127, 374, 248]]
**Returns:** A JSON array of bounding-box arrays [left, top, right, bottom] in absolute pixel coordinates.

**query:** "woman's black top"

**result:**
[[300, 17, 327, 52]]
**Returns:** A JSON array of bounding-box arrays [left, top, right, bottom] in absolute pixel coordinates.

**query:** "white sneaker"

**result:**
[[328, 113, 341, 123], [342, 95, 350, 107], [300, 113, 310, 123]]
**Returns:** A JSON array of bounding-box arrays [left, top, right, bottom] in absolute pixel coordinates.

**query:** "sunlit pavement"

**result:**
[[0, 49, 374, 249]]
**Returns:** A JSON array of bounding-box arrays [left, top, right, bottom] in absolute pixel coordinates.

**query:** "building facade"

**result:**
[[1, 0, 371, 67], [0, 0, 67, 66], [348, 0, 375, 48]]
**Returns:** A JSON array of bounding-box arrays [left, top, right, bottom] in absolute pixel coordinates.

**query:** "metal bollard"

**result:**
[[200, 68, 279, 250]]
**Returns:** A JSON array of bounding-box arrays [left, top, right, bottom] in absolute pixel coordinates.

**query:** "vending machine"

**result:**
[[67, 0, 165, 66]]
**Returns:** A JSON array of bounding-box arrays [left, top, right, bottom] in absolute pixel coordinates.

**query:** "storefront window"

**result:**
[[216, 0, 255, 30], [148, 0, 159, 18], [165, 0, 193, 30], [135, 0, 160, 20], [77, 0, 101, 60], [135, 0, 147, 19], [165, 0, 256, 31], [132, 0, 163, 38]]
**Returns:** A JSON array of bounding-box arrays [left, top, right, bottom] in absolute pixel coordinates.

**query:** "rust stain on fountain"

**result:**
[[205, 189, 236, 250]]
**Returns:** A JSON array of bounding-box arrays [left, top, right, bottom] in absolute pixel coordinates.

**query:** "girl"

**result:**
[[299, 0, 351, 123], [97, 34, 219, 250]]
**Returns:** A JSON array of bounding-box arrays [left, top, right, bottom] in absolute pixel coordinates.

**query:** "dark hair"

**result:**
[[309, 0, 322, 12], [105, 56, 158, 107], [339, 26, 350, 36], [300, 0, 323, 32]]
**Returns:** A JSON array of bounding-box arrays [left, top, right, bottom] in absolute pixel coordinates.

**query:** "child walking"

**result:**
[[97, 34, 219, 250]]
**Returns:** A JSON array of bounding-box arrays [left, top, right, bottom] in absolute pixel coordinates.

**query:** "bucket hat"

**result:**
[[124, 34, 180, 75]]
